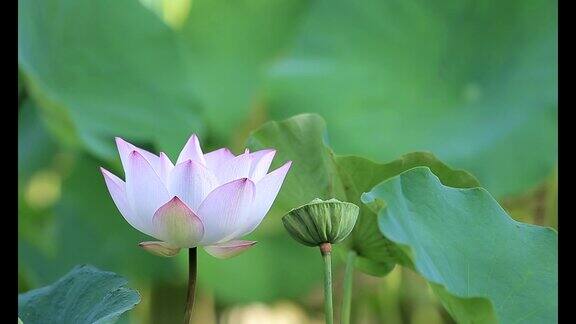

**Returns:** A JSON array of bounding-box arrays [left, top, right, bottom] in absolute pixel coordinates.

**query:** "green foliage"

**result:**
[[18, 100, 58, 181], [18, 0, 308, 158], [18, 0, 202, 158], [363, 167, 557, 323], [266, 0, 557, 197], [248, 114, 479, 275], [18, 0, 557, 195], [18, 0, 557, 321], [18, 265, 140, 324], [177, 0, 309, 140], [197, 235, 322, 303], [19, 155, 180, 286]]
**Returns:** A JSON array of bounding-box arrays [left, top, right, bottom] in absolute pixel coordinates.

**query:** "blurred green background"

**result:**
[[18, 0, 557, 323]]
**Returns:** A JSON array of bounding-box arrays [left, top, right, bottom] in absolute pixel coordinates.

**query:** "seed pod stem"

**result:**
[[341, 250, 357, 324], [319, 242, 332, 255], [320, 243, 334, 324]]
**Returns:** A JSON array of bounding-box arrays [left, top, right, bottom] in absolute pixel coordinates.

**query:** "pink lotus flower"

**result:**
[[100, 135, 291, 259]]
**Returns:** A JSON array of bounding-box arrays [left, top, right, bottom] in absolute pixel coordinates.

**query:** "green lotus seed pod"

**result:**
[[282, 198, 359, 247]]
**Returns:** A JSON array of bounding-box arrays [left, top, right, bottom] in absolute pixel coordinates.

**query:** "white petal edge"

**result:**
[[249, 149, 276, 181], [204, 240, 257, 259], [115, 137, 160, 174], [235, 161, 292, 237], [101, 167, 154, 236], [177, 134, 206, 166], [157, 152, 174, 184], [197, 178, 256, 245], [168, 160, 219, 211], [213, 152, 253, 184], [204, 147, 235, 172], [125, 150, 171, 235], [138, 241, 181, 257]]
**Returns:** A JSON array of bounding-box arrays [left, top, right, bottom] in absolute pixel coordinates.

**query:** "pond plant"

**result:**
[[101, 135, 291, 323], [18, 115, 557, 324]]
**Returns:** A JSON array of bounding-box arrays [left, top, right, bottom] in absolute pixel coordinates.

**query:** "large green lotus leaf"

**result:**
[[18, 100, 58, 181], [18, 101, 61, 260], [18, 0, 308, 157], [266, 0, 557, 197], [18, 0, 202, 158], [363, 167, 557, 323], [18, 265, 140, 324], [178, 0, 309, 140], [335, 154, 479, 276], [247, 114, 347, 210], [248, 114, 479, 275]]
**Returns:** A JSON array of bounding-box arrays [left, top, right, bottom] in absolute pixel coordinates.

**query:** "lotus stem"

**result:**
[[320, 243, 334, 324], [184, 247, 197, 324], [341, 250, 356, 324]]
